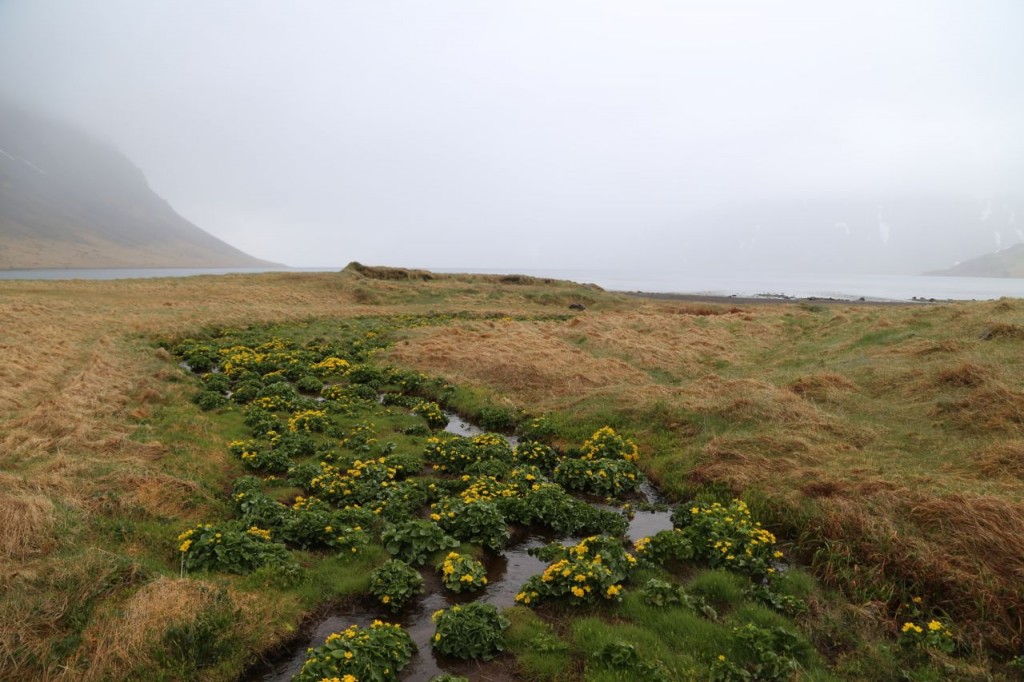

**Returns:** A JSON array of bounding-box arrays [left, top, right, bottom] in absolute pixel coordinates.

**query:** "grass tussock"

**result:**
[[789, 372, 857, 401], [935, 384, 1024, 433], [974, 440, 1024, 478], [71, 577, 224, 680], [978, 322, 1024, 340], [0, 487, 57, 561], [91, 472, 204, 519], [907, 494, 1024, 651], [934, 361, 992, 387]]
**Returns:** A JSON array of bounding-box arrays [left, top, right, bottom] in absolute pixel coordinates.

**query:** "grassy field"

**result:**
[[1, 266, 1022, 680]]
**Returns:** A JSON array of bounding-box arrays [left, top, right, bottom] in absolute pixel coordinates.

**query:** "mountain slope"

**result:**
[[926, 243, 1024, 278], [0, 101, 275, 269]]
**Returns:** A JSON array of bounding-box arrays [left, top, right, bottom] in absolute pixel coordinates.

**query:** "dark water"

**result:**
[[253, 418, 674, 682]]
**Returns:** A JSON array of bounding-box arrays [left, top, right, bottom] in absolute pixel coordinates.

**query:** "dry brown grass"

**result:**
[[975, 440, 1024, 478], [0, 486, 57, 562], [388, 294, 1024, 653], [934, 361, 993, 387], [978, 322, 1024, 340], [389, 320, 658, 404], [68, 577, 234, 681], [935, 384, 1024, 434], [789, 372, 857, 401], [4, 271, 1024, 667], [0, 270, 609, 678]]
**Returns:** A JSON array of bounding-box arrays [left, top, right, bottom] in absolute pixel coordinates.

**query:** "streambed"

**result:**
[[252, 412, 675, 682]]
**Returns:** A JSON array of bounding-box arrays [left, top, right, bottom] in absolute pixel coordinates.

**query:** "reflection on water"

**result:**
[[443, 411, 519, 447]]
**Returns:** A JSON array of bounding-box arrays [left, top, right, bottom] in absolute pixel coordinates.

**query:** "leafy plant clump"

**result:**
[[641, 578, 718, 619], [900, 619, 956, 654], [177, 523, 296, 575], [516, 415, 557, 443], [369, 559, 425, 611], [437, 552, 488, 593], [592, 641, 671, 682], [672, 499, 783, 578], [431, 603, 510, 660], [710, 623, 810, 682], [228, 439, 293, 473], [412, 400, 449, 428], [632, 528, 695, 567], [431, 497, 509, 550], [516, 535, 634, 607], [579, 426, 640, 462], [293, 621, 415, 682], [380, 520, 460, 566], [552, 457, 641, 497]]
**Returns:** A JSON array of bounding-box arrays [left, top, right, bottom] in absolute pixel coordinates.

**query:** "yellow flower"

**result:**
[[179, 539, 192, 552], [606, 584, 622, 597], [718, 654, 727, 662], [381, 595, 390, 604], [901, 622, 916, 633], [343, 650, 354, 660], [246, 526, 272, 541], [571, 586, 585, 598], [927, 620, 943, 632]]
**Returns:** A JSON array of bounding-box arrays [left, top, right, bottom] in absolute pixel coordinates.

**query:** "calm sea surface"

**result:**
[[2, 266, 1023, 302]]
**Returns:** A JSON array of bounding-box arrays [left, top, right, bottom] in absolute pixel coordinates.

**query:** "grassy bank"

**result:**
[[1, 267, 1021, 679]]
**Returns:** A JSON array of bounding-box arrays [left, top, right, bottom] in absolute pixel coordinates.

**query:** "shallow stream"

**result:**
[[252, 412, 675, 681]]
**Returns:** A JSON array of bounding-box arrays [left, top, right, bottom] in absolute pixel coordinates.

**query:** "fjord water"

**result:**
[[2, 267, 1023, 301], [437, 269, 1024, 302]]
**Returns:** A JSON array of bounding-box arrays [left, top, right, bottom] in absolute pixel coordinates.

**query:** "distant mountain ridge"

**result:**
[[926, 243, 1024, 278], [0, 100, 274, 269]]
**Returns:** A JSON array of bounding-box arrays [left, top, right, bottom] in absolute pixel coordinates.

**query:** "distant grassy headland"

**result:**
[[927, 243, 1024, 278], [1, 266, 1022, 679]]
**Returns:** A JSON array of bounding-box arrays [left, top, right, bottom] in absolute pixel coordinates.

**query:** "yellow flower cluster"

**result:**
[[312, 356, 350, 374], [580, 426, 640, 463], [437, 552, 488, 592], [246, 526, 272, 541], [288, 409, 328, 432], [457, 476, 515, 504], [514, 590, 538, 605]]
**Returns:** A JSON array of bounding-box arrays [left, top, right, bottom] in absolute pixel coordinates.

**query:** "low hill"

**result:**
[[0, 100, 275, 269], [926, 243, 1024, 278]]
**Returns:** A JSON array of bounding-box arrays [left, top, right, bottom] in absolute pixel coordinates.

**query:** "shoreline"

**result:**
[[617, 290, 937, 305]]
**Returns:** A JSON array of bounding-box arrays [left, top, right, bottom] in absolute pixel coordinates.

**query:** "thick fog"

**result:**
[[1, 1, 1022, 272]]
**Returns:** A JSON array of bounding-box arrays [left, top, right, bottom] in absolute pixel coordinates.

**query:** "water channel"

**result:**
[[253, 411, 676, 681]]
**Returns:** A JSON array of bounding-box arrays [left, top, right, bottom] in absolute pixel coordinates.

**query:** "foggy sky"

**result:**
[[1, 1, 1022, 272]]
